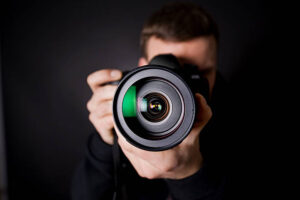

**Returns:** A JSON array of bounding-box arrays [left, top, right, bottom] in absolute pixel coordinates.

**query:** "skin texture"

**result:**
[[87, 36, 217, 179]]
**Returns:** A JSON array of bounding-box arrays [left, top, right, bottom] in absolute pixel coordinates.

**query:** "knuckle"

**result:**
[[97, 103, 105, 113], [144, 171, 159, 179], [88, 113, 95, 122], [97, 87, 107, 97], [86, 74, 93, 85], [94, 89, 105, 100], [98, 86, 110, 96], [94, 86, 103, 93], [86, 100, 93, 111], [99, 69, 110, 76], [135, 169, 146, 178], [106, 101, 113, 112], [87, 69, 110, 87], [98, 70, 111, 81], [87, 73, 97, 86], [95, 86, 116, 101], [103, 85, 117, 95]]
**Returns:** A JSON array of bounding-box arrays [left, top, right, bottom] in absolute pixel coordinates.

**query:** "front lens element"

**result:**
[[140, 93, 169, 122]]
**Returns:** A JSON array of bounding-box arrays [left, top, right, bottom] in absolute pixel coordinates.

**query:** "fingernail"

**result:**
[[110, 70, 121, 78]]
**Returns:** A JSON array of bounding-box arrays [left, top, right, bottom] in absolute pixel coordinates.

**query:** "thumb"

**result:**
[[194, 93, 212, 129]]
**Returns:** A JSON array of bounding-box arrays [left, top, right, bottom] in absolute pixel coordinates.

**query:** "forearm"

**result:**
[[71, 131, 115, 200]]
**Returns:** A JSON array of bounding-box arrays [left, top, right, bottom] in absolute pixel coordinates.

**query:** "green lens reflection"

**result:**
[[122, 86, 137, 117]]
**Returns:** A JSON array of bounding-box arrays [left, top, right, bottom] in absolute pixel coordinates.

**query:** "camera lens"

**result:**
[[113, 66, 196, 151], [140, 93, 170, 122]]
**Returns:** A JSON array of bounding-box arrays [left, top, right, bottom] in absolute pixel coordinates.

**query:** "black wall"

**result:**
[[1, 0, 275, 199]]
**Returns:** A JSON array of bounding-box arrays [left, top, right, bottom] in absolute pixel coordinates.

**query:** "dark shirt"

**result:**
[[71, 72, 241, 200]]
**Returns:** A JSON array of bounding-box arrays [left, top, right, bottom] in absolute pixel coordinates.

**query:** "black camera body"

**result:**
[[112, 54, 209, 151]]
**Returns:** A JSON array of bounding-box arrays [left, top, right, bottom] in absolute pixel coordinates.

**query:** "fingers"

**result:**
[[86, 69, 121, 145], [92, 85, 118, 101], [89, 113, 115, 145], [87, 86, 116, 113], [115, 130, 149, 160], [115, 127, 179, 174], [114, 128, 135, 153], [194, 93, 212, 128], [122, 149, 163, 179], [179, 93, 212, 145], [86, 85, 117, 125], [86, 86, 115, 144], [87, 69, 122, 92], [87, 100, 113, 118]]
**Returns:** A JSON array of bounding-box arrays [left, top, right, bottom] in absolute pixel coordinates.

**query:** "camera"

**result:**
[[112, 54, 209, 151]]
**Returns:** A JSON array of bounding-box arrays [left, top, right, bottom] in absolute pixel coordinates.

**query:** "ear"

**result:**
[[138, 57, 148, 67]]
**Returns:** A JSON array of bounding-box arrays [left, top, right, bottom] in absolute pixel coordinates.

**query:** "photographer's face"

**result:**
[[139, 36, 217, 96]]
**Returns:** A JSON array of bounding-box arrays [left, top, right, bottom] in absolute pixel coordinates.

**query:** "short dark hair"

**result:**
[[140, 2, 219, 58]]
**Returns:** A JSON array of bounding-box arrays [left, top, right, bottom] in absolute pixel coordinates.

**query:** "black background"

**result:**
[[1, 0, 275, 199]]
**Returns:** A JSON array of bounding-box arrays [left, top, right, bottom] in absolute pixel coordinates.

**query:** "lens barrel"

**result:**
[[113, 64, 196, 151]]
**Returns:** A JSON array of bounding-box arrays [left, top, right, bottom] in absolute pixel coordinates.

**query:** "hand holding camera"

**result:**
[[87, 69, 122, 145], [87, 54, 212, 179], [115, 92, 211, 179]]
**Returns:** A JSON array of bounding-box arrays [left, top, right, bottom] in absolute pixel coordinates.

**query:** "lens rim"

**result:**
[[113, 66, 196, 151]]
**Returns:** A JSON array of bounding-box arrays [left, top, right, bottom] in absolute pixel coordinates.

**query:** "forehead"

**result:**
[[146, 36, 217, 69]]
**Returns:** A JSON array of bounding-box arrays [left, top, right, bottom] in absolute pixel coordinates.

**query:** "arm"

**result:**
[[114, 93, 229, 200], [71, 69, 123, 200], [71, 131, 114, 200], [114, 93, 211, 180]]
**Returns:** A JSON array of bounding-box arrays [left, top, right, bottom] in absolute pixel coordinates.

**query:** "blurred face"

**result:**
[[139, 36, 217, 96]]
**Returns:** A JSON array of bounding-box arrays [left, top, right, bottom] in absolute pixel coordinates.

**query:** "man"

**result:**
[[72, 2, 235, 200]]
